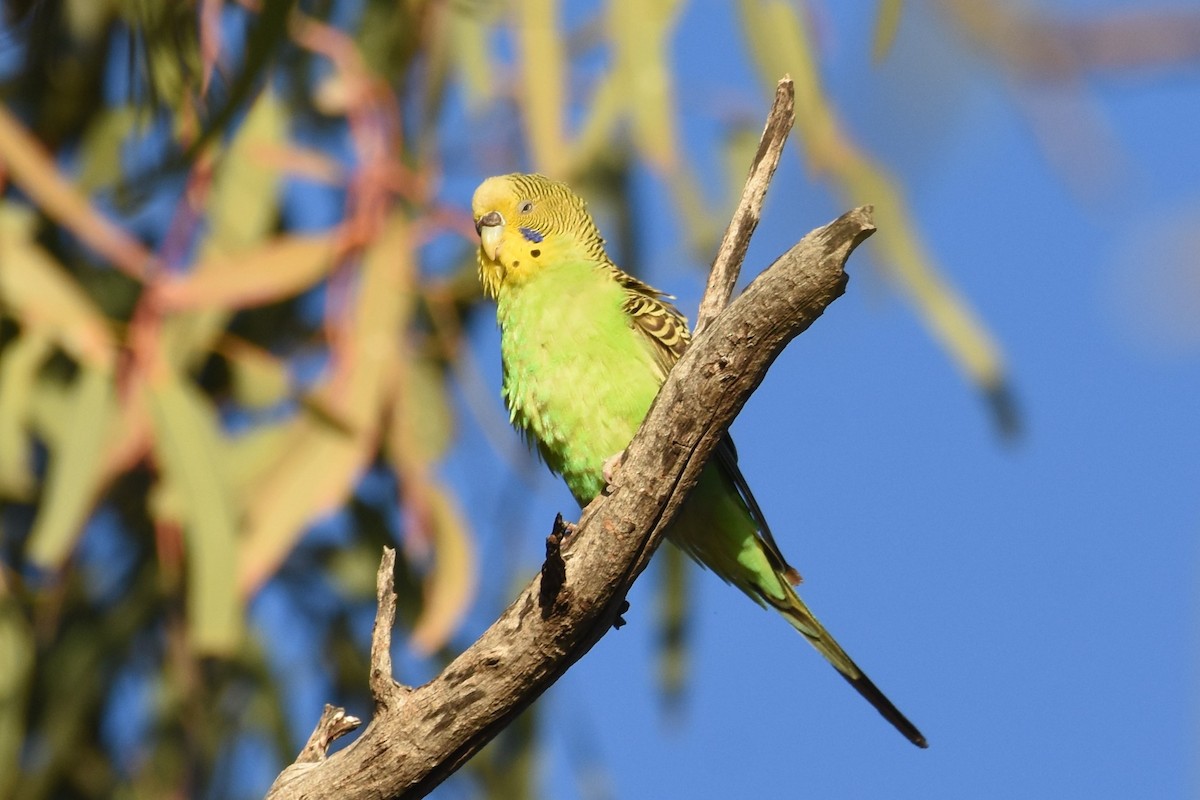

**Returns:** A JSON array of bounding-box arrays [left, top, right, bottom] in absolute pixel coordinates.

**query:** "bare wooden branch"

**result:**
[[298, 706, 362, 764], [693, 76, 795, 335], [264, 206, 874, 800], [538, 514, 570, 618], [267, 705, 362, 795], [368, 546, 403, 704]]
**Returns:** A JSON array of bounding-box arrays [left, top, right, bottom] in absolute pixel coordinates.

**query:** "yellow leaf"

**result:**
[[871, 0, 905, 63], [738, 0, 1013, 432], [409, 484, 477, 655], [567, 72, 622, 173], [0, 204, 116, 369], [25, 365, 116, 568], [239, 214, 415, 593], [157, 234, 338, 311], [238, 413, 370, 595], [219, 337, 293, 409], [449, 0, 497, 111], [0, 105, 152, 279], [609, 0, 683, 171], [25, 376, 73, 450], [475, 700, 538, 800], [606, 0, 718, 253], [160, 308, 232, 372], [515, 0, 567, 176], [220, 420, 293, 508], [722, 123, 763, 212], [148, 89, 290, 375], [147, 372, 242, 654]]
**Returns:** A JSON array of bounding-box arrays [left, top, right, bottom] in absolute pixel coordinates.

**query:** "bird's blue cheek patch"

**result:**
[[518, 227, 544, 243]]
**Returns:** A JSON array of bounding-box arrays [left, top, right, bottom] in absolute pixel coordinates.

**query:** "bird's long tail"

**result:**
[[769, 587, 928, 748]]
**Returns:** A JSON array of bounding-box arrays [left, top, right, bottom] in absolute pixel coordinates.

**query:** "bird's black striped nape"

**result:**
[[502, 173, 612, 267]]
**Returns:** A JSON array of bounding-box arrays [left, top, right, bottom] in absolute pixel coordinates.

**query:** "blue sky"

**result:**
[[437, 2, 1200, 797], [6, 1, 1193, 797]]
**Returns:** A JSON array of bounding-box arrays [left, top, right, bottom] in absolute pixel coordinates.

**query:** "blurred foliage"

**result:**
[[3, 0, 1184, 797]]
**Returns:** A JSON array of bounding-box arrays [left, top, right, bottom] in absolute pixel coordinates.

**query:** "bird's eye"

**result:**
[[518, 200, 534, 214]]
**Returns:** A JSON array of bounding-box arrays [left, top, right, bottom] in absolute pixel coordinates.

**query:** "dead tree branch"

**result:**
[[266, 76, 875, 800], [695, 76, 794, 335]]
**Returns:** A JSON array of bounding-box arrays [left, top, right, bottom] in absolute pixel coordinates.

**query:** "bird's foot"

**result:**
[[602, 450, 625, 489]]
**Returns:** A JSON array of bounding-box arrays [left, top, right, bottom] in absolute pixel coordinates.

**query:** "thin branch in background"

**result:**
[[938, 1, 1200, 79]]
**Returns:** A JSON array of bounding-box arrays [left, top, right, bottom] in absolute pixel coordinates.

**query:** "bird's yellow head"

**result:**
[[471, 173, 607, 298]]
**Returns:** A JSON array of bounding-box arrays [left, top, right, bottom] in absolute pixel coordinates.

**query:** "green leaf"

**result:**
[[0, 576, 34, 800], [147, 371, 242, 655], [656, 543, 690, 710], [77, 107, 141, 192], [239, 214, 414, 593], [206, 89, 286, 251], [220, 337, 293, 410], [0, 332, 52, 499], [25, 365, 115, 569], [391, 354, 454, 465], [157, 234, 338, 311]]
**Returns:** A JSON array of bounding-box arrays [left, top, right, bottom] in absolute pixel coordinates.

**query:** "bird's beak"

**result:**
[[476, 211, 504, 262]]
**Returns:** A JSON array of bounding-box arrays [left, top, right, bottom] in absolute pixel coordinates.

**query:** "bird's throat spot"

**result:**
[[530, 249, 541, 258]]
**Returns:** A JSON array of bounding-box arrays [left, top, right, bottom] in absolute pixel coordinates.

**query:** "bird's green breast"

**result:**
[[496, 260, 664, 504]]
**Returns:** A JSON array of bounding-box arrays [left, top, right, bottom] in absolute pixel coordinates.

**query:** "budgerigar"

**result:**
[[472, 173, 926, 748]]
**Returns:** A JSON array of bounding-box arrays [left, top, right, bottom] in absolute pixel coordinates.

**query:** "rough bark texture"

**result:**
[[265, 204, 874, 800]]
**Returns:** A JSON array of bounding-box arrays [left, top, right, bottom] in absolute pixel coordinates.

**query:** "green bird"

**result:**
[[472, 173, 927, 748]]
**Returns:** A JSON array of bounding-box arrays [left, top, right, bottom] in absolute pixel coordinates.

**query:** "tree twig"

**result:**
[[538, 514, 570, 618], [693, 76, 795, 335], [368, 547, 403, 704], [265, 204, 873, 800], [266, 76, 875, 797]]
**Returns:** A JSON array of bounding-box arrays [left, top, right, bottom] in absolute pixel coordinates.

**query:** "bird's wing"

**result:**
[[613, 267, 690, 378], [617, 267, 802, 586], [713, 437, 802, 585], [623, 291, 689, 376]]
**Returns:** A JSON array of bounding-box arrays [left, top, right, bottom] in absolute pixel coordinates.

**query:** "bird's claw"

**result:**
[[602, 450, 625, 488]]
